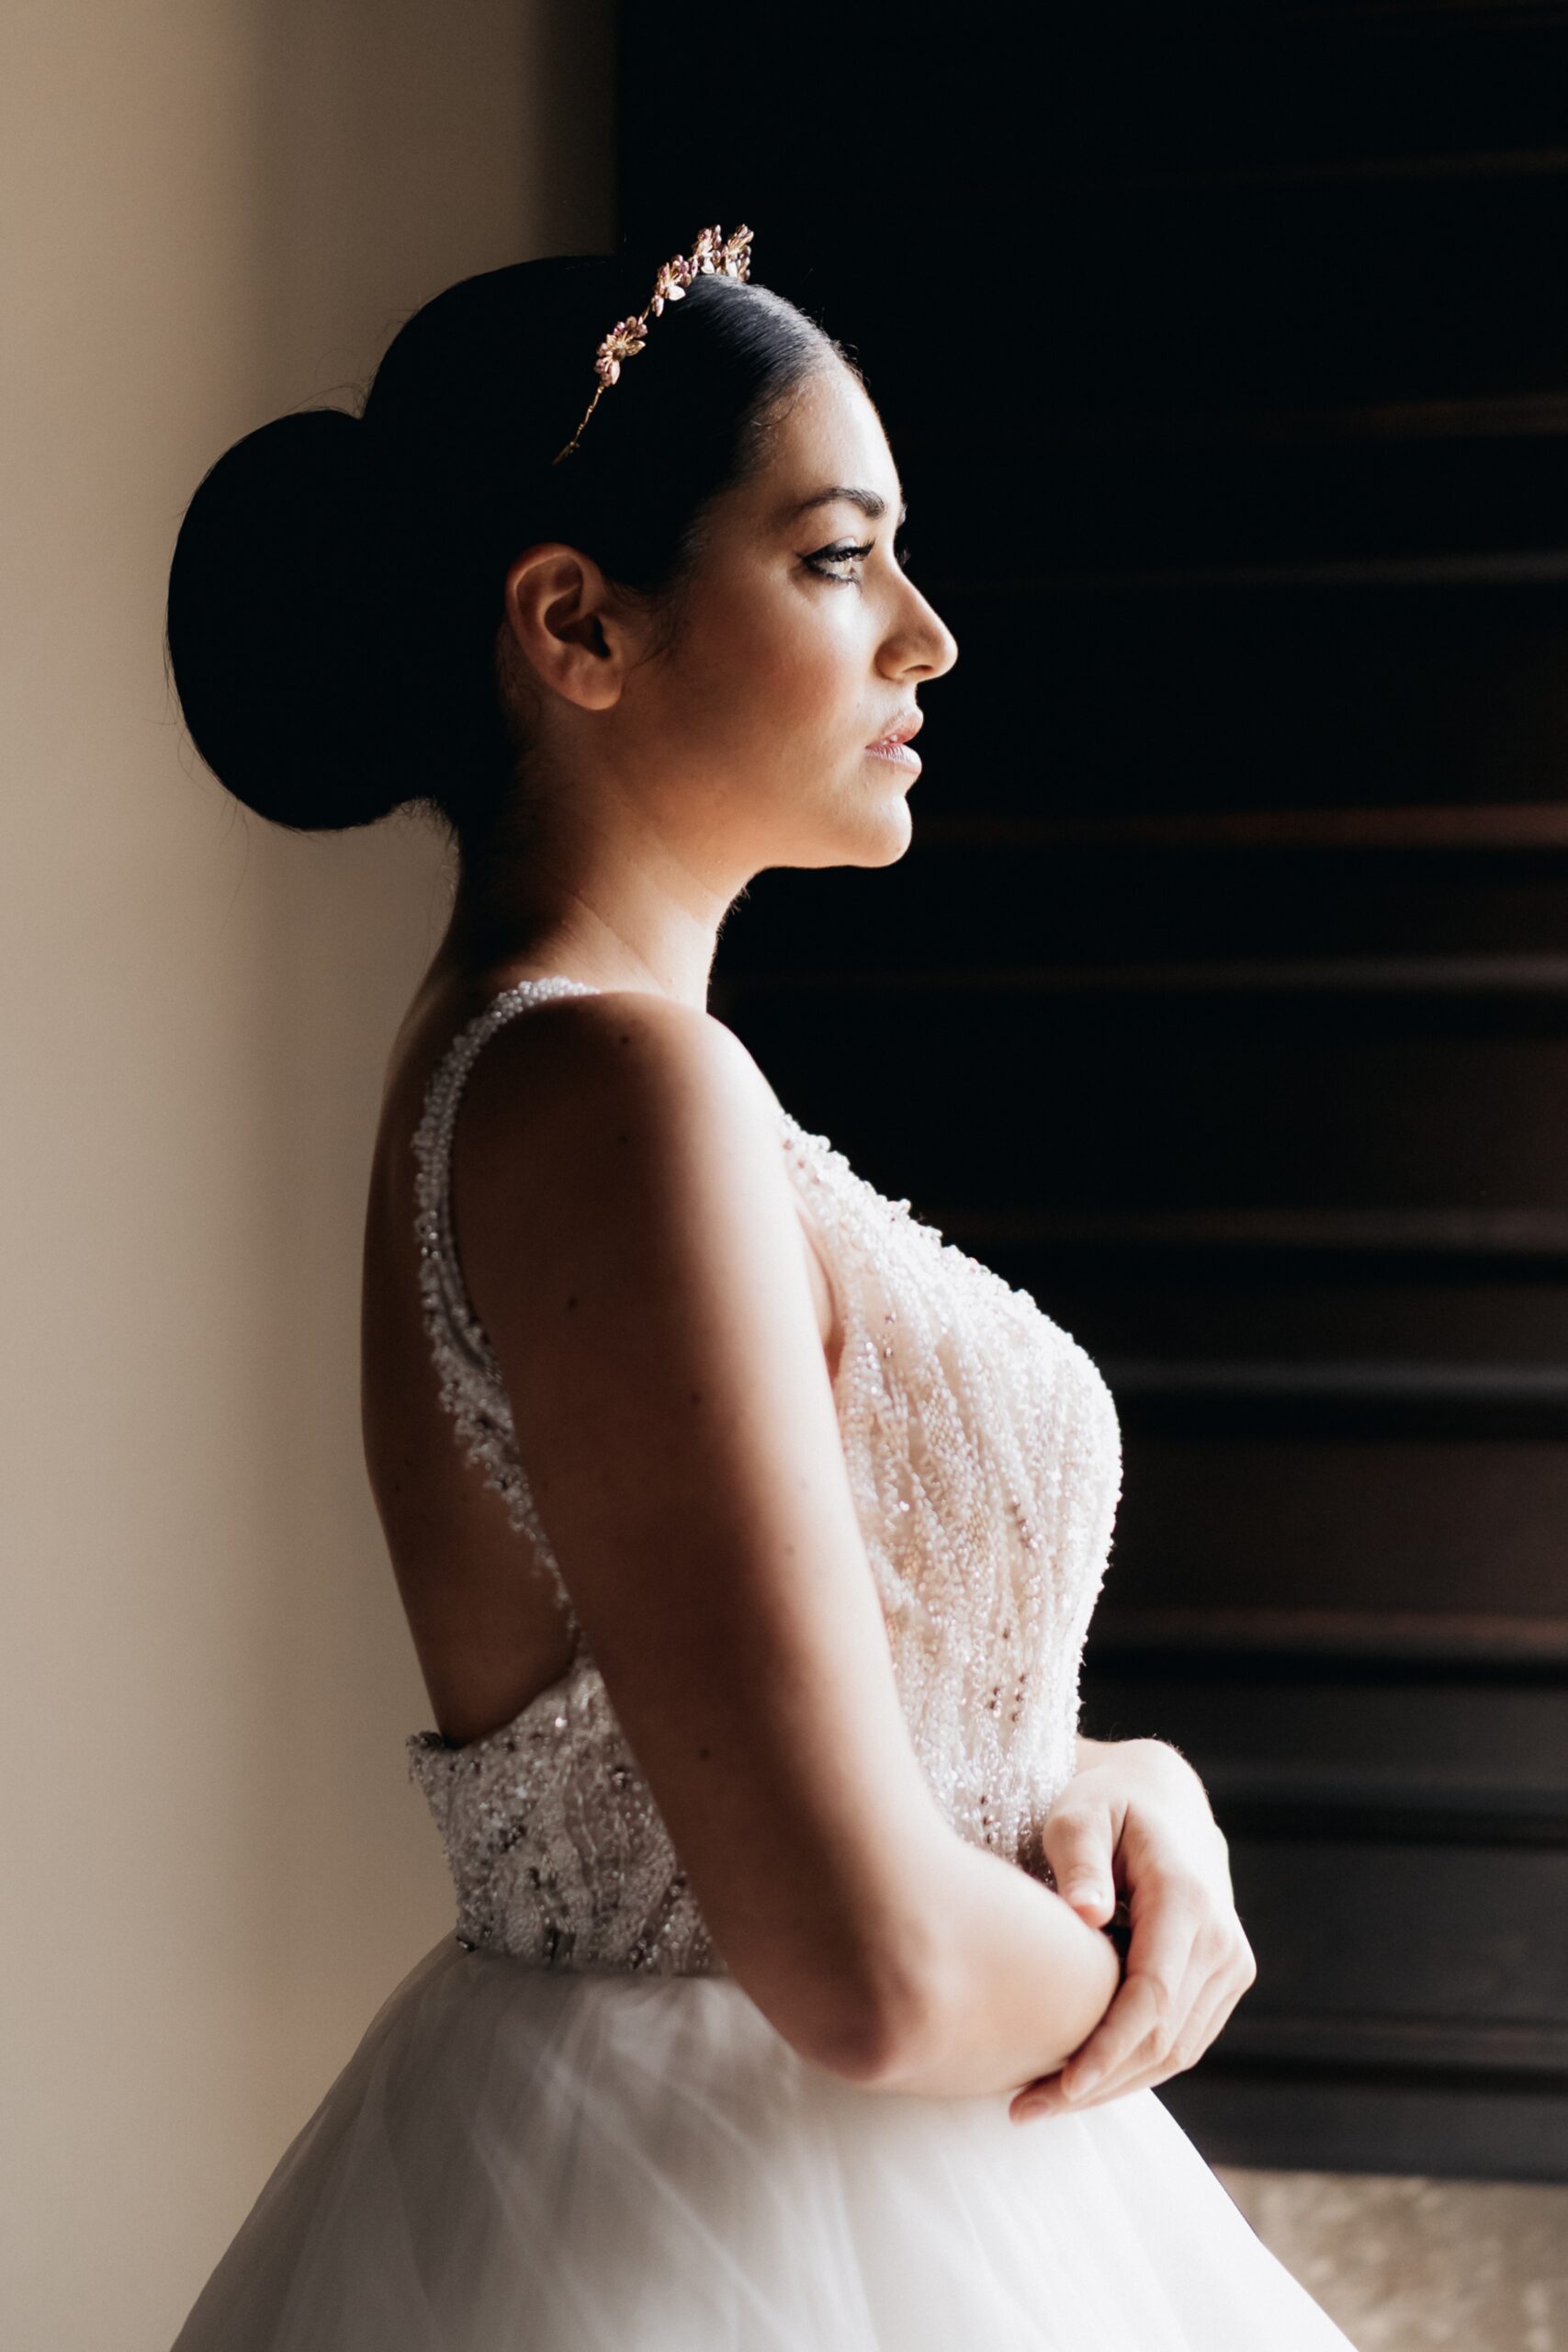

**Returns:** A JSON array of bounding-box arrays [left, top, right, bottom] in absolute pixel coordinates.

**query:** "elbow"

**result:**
[[718, 1866, 957, 2092], [804, 2002, 914, 2090], [795, 1941, 953, 2094]]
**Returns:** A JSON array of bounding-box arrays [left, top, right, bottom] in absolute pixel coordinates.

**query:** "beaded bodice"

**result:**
[[406, 978, 1122, 1976]]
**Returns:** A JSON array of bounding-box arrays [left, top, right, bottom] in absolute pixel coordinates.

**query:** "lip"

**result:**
[[864, 739, 921, 775], [864, 710, 923, 772], [866, 710, 923, 751]]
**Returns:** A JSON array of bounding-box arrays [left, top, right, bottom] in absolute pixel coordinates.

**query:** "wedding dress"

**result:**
[[172, 975, 1358, 2349]]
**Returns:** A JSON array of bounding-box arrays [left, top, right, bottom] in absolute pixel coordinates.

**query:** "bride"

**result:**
[[164, 228, 1359, 2347]]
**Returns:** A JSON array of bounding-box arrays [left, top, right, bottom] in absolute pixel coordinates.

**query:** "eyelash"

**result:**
[[804, 537, 914, 583]]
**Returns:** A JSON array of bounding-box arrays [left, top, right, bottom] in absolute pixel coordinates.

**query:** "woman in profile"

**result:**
[[164, 228, 1358, 2348]]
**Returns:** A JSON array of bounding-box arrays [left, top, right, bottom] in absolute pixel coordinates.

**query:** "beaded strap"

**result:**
[[411, 977, 603, 1644]]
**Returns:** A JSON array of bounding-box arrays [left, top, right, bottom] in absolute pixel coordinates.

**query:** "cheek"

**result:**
[[716, 590, 866, 739], [654, 567, 872, 778]]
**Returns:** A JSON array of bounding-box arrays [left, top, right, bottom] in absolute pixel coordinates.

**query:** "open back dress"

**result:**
[[171, 974, 1358, 2350]]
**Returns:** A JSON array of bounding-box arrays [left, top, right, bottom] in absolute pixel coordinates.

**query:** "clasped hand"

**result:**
[[1009, 1738, 1257, 2124]]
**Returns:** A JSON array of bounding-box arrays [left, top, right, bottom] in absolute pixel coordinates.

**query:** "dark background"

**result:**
[[618, 3, 1568, 2181]]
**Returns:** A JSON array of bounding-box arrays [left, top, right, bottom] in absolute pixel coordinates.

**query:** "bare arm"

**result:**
[[456, 991, 1120, 2094]]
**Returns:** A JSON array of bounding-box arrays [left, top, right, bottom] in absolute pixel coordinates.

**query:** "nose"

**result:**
[[883, 576, 959, 684]]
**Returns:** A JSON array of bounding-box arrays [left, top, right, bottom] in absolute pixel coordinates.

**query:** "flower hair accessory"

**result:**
[[552, 223, 754, 464]]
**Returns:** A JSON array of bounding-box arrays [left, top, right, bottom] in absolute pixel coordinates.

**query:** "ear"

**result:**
[[501, 542, 634, 713]]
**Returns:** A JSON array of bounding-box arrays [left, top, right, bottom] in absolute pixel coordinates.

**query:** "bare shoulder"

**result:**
[[457, 987, 785, 1181], [448, 988, 806, 1338]]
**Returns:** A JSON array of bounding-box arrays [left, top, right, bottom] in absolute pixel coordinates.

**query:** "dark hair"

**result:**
[[164, 254, 845, 842]]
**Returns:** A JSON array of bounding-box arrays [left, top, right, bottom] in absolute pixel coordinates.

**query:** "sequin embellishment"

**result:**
[[406, 979, 1122, 1975]]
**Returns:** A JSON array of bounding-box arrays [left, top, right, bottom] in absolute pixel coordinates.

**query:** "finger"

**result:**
[[1017, 1973, 1208, 2121], [1053, 1975, 1203, 2107], [1009, 2073, 1065, 2122], [1062, 1900, 1194, 2088], [1066, 1934, 1239, 2109], [1046, 1948, 1251, 2117], [1178, 1949, 1255, 2068], [1100, 1976, 1242, 2110], [1111, 1926, 1243, 2070], [1040, 1804, 1117, 1926], [1014, 1917, 1254, 2123], [1175, 1949, 1249, 2067], [1056, 1895, 1201, 2102]]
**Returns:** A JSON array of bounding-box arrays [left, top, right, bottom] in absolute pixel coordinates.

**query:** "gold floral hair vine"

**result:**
[[551, 222, 755, 465]]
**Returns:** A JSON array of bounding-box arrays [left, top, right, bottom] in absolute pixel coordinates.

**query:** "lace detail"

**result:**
[[406, 978, 1122, 1977]]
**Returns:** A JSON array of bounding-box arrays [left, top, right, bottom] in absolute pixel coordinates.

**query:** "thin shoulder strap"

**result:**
[[411, 976, 601, 1645]]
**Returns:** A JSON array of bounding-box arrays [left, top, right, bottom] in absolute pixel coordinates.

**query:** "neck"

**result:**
[[429, 810, 740, 1015]]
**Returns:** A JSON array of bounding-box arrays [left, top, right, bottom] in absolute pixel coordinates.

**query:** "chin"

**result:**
[[843, 769, 917, 863], [766, 769, 915, 872], [861, 805, 915, 866], [856, 789, 915, 865], [792, 799, 911, 872]]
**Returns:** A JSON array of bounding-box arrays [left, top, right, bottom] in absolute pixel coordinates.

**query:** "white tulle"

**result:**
[[173, 1934, 1356, 2350]]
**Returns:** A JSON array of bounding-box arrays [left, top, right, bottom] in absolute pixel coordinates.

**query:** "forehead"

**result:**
[[753, 368, 902, 526]]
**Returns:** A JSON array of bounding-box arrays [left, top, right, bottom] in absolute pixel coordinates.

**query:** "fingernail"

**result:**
[[1064, 2066, 1101, 2102]]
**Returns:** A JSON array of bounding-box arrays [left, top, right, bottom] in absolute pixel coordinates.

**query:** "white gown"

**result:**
[[172, 976, 1359, 2350]]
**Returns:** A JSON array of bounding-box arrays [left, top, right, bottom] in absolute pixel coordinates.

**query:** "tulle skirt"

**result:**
[[172, 1932, 1358, 2349]]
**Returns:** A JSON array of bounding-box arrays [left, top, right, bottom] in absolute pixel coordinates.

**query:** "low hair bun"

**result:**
[[166, 407, 423, 832]]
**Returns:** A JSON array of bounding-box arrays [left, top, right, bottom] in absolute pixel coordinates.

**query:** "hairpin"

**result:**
[[552, 223, 754, 464]]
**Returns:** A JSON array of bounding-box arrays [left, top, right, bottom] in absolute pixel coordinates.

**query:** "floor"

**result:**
[[1215, 2167, 1568, 2351]]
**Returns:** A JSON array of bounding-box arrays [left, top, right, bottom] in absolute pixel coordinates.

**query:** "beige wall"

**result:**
[[0, 6, 610, 2346]]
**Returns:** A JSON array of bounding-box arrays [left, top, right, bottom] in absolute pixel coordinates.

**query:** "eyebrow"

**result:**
[[784, 485, 908, 526]]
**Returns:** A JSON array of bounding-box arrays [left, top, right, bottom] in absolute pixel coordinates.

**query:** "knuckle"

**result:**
[[1085, 2010, 1129, 2060], [1212, 1920, 1248, 1974], [1158, 1870, 1209, 1921], [1190, 2012, 1219, 2057], [1136, 1972, 1179, 2030], [1047, 1804, 1098, 1845], [1190, 1917, 1229, 1968]]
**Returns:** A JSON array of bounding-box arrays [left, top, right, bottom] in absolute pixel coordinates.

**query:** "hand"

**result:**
[[1009, 1739, 1257, 2123]]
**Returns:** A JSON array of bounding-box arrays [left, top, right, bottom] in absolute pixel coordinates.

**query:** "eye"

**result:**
[[803, 538, 874, 582], [896, 538, 913, 571]]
